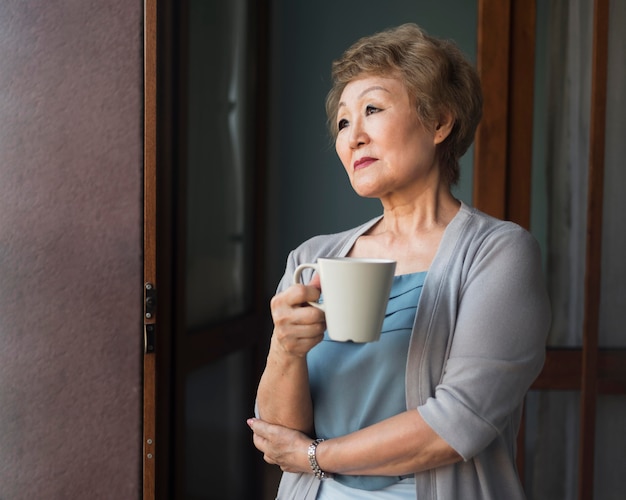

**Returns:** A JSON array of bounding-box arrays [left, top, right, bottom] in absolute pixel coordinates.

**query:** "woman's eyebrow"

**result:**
[[358, 85, 390, 98], [338, 86, 391, 109]]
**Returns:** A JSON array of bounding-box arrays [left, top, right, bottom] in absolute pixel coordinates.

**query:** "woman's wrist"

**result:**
[[269, 333, 309, 361], [307, 438, 333, 479]]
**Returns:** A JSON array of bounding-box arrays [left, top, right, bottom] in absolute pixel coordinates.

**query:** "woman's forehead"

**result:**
[[340, 74, 407, 101]]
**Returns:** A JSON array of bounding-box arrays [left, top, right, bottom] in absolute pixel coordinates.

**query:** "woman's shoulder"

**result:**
[[455, 202, 541, 261], [460, 202, 535, 241]]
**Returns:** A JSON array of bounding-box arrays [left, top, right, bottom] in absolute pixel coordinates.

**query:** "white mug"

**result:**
[[293, 257, 396, 343]]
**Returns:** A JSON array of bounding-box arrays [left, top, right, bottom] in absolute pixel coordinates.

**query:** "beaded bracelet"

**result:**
[[307, 438, 332, 479]]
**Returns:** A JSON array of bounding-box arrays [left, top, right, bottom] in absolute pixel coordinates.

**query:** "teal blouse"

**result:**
[[307, 271, 426, 491]]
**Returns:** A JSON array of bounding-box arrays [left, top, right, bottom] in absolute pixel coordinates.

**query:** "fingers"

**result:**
[[271, 283, 321, 310], [248, 418, 279, 465], [269, 284, 326, 356], [247, 417, 265, 436], [309, 272, 321, 290], [251, 430, 277, 465], [247, 418, 310, 472], [272, 295, 324, 327], [270, 284, 324, 331]]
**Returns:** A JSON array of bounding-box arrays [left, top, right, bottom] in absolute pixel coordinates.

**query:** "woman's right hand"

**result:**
[[269, 273, 326, 358]]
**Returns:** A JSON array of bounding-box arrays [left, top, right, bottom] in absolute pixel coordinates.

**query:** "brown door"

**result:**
[[143, 0, 270, 498], [475, 1, 626, 499]]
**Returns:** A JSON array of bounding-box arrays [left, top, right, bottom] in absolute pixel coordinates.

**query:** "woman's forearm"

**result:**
[[256, 335, 314, 434], [315, 410, 462, 477]]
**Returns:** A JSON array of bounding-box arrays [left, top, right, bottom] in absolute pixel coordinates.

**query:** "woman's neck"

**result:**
[[348, 187, 460, 274], [376, 185, 460, 237]]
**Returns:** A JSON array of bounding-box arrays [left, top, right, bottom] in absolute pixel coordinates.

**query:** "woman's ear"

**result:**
[[433, 112, 454, 145]]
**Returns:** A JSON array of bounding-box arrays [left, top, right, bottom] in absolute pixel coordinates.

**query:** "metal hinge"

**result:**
[[144, 282, 156, 354]]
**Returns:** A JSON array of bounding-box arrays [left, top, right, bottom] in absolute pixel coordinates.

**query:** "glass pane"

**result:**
[[185, 349, 254, 499], [185, 0, 253, 328], [599, 0, 626, 348], [594, 395, 626, 498], [531, 0, 593, 347], [524, 390, 580, 499]]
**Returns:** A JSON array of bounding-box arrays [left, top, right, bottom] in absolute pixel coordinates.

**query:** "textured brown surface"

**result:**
[[0, 1, 143, 498]]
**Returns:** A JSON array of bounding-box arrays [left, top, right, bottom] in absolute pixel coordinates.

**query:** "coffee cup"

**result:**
[[293, 257, 396, 343]]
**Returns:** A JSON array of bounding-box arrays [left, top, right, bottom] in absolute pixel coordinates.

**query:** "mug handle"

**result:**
[[293, 263, 325, 311]]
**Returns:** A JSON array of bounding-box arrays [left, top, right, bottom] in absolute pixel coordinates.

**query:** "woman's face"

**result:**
[[335, 75, 448, 202]]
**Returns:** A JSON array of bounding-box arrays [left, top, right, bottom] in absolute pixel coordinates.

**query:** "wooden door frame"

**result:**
[[474, 1, 626, 498], [143, 0, 158, 497]]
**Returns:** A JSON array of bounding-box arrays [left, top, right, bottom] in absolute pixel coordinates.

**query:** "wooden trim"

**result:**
[[578, 0, 609, 498], [142, 0, 158, 498], [142, 353, 156, 500], [504, 2, 538, 477], [506, 0, 536, 229], [473, 0, 511, 219], [532, 348, 626, 394]]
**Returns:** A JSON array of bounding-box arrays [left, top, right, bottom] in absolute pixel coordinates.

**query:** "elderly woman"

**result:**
[[249, 23, 550, 499]]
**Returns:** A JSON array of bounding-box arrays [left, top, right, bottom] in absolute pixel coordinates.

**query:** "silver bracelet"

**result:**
[[307, 438, 332, 479]]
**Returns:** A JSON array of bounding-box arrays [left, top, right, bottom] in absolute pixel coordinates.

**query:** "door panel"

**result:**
[[184, 0, 254, 329], [185, 348, 256, 499], [144, 0, 270, 498]]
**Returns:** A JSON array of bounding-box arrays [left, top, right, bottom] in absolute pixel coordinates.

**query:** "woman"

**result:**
[[249, 23, 551, 499]]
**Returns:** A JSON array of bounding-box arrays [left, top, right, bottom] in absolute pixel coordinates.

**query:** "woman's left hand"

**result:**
[[247, 417, 313, 474]]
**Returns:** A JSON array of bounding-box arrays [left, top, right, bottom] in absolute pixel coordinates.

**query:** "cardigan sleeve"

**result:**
[[418, 224, 551, 460]]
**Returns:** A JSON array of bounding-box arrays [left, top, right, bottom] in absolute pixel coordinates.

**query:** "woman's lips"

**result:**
[[354, 157, 377, 170]]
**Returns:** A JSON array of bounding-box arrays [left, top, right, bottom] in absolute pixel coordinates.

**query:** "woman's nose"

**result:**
[[349, 119, 368, 149]]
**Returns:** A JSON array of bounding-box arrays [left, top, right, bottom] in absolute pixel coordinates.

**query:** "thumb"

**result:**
[[309, 272, 321, 290], [247, 417, 265, 435]]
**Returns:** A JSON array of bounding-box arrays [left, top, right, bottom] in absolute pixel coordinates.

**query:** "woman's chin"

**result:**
[[349, 179, 386, 199]]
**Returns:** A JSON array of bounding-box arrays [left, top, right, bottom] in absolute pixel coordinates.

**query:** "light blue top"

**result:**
[[317, 476, 417, 499], [307, 271, 426, 492]]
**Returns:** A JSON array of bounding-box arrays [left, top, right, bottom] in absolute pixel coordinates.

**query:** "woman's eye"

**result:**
[[337, 118, 349, 131], [365, 105, 381, 115]]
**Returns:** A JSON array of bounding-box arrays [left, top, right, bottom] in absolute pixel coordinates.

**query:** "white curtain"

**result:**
[[594, 0, 626, 496], [526, 0, 626, 499]]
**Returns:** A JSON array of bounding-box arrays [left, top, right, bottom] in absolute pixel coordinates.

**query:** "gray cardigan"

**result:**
[[272, 202, 551, 499]]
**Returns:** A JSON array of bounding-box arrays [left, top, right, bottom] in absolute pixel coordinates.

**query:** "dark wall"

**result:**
[[0, 1, 143, 497], [266, 0, 477, 292]]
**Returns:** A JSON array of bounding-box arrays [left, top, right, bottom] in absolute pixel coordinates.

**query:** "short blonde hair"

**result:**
[[326, 23, 483, 185]]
